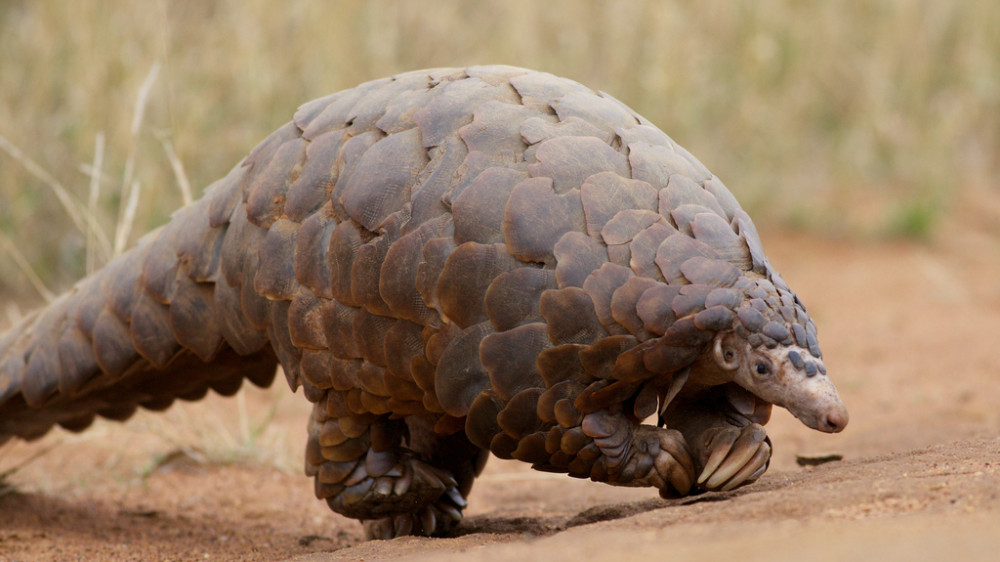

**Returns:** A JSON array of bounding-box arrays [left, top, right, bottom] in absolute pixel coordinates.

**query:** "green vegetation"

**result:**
[[886, 199, 939, 241], [1, 1, 997, 303]]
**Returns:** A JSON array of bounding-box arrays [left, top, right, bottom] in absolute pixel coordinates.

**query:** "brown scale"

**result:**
[[0, 66, 847, 540], [629, 222, 677, 280], [452, 167, 526, 245], [582, 263, 635, 333], [553, 232, 608, 288], [581, 172, 659, 237], [521, 115, 610, 146], [629, 142, 711, 187], [503, 177, 586, 264]]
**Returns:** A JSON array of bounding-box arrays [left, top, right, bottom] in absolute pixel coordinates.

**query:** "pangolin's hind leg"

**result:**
[[305, 403, 487, 539], [361, 416, 488, 540]]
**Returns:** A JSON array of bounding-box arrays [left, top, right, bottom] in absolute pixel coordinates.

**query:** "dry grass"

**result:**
[[0, 381, 303, 495], [1, 0, 998, 303]]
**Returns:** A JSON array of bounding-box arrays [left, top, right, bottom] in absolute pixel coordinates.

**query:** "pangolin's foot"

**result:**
[[323, 451, 453, 516], [580, 411, 696, 498], [307, 409, 485, 538], [694, 422, 771, 492], [322, 450, 468, 538], [362, 483, 468, 540], [661, 385, 774, 493]]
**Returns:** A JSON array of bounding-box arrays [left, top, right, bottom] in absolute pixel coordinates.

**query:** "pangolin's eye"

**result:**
[[755, 362, 770, 376]]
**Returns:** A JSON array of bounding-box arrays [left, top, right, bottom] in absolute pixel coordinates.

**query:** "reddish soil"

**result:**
[[2, 217, 999, 561]]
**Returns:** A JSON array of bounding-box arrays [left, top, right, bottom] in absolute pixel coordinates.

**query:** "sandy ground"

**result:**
[[1, 215, 999, 561]]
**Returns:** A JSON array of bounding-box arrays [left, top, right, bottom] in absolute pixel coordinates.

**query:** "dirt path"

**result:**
[[2, 221, 999, 561], [311, 438, 1000, 562]]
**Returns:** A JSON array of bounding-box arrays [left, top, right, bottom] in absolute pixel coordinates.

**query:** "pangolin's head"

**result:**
[[705, 276, 848, 434], [711, 332, 848, 433]]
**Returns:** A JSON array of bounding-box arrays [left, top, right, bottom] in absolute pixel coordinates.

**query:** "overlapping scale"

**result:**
[[0, 68, 826, 532]]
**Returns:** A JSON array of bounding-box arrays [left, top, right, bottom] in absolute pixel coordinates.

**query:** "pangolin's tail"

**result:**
[[0, 124, 314, 444]]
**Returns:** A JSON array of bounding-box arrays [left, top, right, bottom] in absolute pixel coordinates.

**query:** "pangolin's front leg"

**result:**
[[575, 409, 697, 497], [663, 383, 773, 492], [535, 384, 771, 497]]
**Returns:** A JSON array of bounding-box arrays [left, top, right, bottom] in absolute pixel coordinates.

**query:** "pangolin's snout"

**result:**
[[818, 403, 849, 433]]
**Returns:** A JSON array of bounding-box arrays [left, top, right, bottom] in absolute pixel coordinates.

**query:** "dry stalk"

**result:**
[[0, 133, 111, 259], [86, 132, 105, 274], [155, 129, 193, 206], [0, 232, 55, 303], [114, 61, 161, 256]]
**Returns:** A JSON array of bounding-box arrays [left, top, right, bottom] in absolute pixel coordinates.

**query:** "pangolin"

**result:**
[[0, 66, 848, 539]]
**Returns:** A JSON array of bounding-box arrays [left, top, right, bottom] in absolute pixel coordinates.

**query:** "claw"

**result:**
[[647, 428, 694, 495], [366, 518, 394, 541], [392, 464, 412, 496], [701, 424, 768, 490], [394, 514, 413, 537], [657, 369, 690, 419], [373, 475, 394, 496], [438, 470, 458, 489], [341, 480, 373, 505], [437, 501, 464, 522], [410, 462, 442, 490], [697, 428, 735, 485], [443, 486, 468, 508], [665, 458, 694, 496], [719, 442, 770, 491], [420, 507, 437, 535], [343, 462, 370, 486], [703, 447, 753, 489], [747, 457, 769, 481]]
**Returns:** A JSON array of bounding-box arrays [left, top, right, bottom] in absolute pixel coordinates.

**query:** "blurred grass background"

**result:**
[[1, 0, 998, 307]]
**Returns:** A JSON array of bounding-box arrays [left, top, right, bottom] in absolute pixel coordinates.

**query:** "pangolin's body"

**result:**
[[0, 66, 847, 539]]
